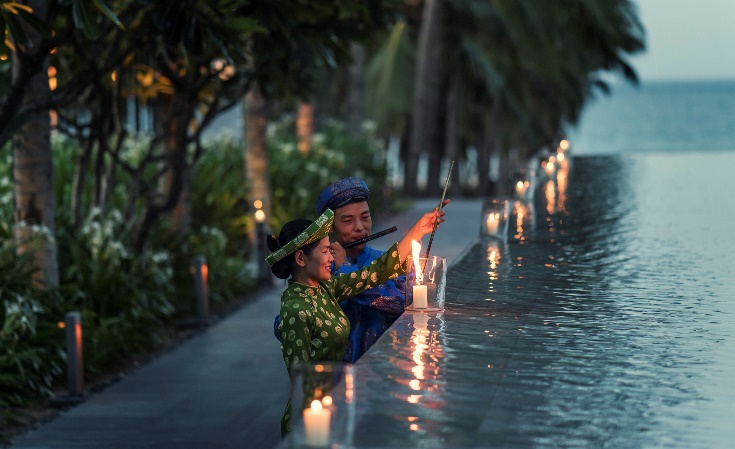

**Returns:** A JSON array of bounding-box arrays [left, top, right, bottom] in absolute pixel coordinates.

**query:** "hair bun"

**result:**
[[266, 234, 281, 252]]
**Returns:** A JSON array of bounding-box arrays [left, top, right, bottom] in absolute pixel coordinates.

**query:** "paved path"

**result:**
[[7, 198, 483, 449]]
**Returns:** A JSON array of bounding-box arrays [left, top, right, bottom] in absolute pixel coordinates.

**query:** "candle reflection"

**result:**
[[545, 180, 556, 215], [411, 314, 429, 385], [513, 201, 535, 242], [486, 240, 502, 292], [388, 312, 448, 433], [486, 239, 510, 297], [514, 202, 525, 240], [556, 164, 568, 213]]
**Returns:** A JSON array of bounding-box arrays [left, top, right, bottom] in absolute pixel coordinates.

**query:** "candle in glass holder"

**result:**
[[412, 284, 428, 309], [543, 160, 556, 177], [303, 399, 330, 446], [485, 212, 499, 236], [515, 181, 528, 200]]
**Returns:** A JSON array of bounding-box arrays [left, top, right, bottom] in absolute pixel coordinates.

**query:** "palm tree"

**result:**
[[366, 0, 644, 196], [346, 43, 367, 138], [243, 83, 271, 232], [405, 0, 444, 196]]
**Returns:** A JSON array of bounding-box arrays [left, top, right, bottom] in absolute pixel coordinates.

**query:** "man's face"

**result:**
[[332, 201, 372, 249]]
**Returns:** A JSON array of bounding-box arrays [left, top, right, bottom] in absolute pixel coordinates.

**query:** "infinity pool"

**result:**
[[353, 152, 735, 448]]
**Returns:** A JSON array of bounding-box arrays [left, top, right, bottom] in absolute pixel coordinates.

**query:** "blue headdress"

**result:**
[[315, 177, 371, 215]]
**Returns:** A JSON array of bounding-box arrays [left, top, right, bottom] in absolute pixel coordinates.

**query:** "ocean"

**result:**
[[569, 79, 735, 155]]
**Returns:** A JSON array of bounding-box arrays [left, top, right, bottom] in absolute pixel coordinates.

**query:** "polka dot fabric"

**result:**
[[278, 242, 407, 435]]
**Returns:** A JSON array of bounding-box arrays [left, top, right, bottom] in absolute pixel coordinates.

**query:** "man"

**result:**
[[273, 177, 405, 363]]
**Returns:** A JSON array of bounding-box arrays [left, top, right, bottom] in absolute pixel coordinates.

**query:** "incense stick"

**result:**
[[342, 226, 398, 249], [423, 160, 454, 263]]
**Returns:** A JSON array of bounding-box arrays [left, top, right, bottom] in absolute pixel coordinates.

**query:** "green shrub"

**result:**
[[267, 117, 389, 229], [55, 207, 176, 376], [0, 241, 64, 408]]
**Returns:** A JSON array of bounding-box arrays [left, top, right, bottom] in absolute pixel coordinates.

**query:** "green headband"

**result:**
[[265, 209, 334, 266]]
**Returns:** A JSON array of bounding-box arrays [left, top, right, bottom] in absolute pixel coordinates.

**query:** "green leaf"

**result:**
[[4, 11, 30, 50], [91, 0, 124, 30], [72, 0, 102, 40], [14, 7, 52, 38]]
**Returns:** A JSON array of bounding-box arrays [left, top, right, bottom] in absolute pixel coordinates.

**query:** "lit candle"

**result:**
[[515, 181, 528, 200], [410, 240, 427, 309], [485, 212, 499, 236], [412, 284, 428, 309], [544, 160, 555, 177], [303, 399, 330, 446]]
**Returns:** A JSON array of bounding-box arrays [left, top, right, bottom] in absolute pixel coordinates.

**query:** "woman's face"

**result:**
[[302, 237, 334, 283]]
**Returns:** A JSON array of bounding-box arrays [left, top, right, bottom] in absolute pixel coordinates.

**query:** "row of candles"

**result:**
[[483, 140, 571, 240]]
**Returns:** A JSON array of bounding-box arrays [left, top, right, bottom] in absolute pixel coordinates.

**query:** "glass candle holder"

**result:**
[[512, 170, 534, 203], [540, 155, 558, 181], [480, 198, 509, 239], [405, 255, 447, 312], [289, 362, 355, 449]]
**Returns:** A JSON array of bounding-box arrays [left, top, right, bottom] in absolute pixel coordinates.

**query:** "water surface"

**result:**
[[354, 151, 735, 448]]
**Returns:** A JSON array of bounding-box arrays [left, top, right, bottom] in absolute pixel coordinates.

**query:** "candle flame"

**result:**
[[411, 240, 423, 285], [310, 399, 322, 411], [322, 395, 332, 407]]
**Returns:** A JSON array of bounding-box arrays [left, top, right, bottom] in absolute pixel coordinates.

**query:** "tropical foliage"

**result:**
[[0, 136, 252, 410], [267, 117, 389, 229], [363, 0, 645, 195]]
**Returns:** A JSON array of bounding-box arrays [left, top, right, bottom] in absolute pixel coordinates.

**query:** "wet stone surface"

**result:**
[[352, 152, 735, 448]]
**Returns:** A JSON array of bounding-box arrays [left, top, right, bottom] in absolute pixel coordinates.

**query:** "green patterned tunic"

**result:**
[[278, 243, 407, 436]]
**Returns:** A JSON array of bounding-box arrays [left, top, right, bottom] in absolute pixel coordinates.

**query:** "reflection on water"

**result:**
[[513, 201, 535, 242], [355, 152, 735, 448]]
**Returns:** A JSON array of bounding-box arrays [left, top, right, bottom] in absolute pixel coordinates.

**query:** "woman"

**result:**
[[266, 205, 446, 437]]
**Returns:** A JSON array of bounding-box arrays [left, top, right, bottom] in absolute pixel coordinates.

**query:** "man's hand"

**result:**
[[330, 241, 346, 269]]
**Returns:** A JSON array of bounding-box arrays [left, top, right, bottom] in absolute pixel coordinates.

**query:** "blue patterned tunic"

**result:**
[[336, 244, 406, 363]]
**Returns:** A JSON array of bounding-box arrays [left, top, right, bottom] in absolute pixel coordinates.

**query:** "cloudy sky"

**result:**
[[632, 0, 735, 81]]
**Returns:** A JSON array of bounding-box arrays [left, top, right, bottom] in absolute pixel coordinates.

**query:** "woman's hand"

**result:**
[[413, 200, 448, 235], [396, 199, 450, 262]]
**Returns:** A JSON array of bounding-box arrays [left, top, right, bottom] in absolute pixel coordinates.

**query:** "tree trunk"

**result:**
[[169, 109, 191, 236], [170, 163, 191, 235], [296, 102, 314, 154], [135, 98, 190, 252], [445, 73, 462, 197], [478, 106, 498, 196], [427, 106, 444, 197], [11, 0, 58, 287], [406, 0, 444, 196], [244, 85, 272, 245], [346, 43, 366, 138]]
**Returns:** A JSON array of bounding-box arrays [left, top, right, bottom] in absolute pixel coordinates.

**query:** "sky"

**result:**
[[631, 0, 735, 81]]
